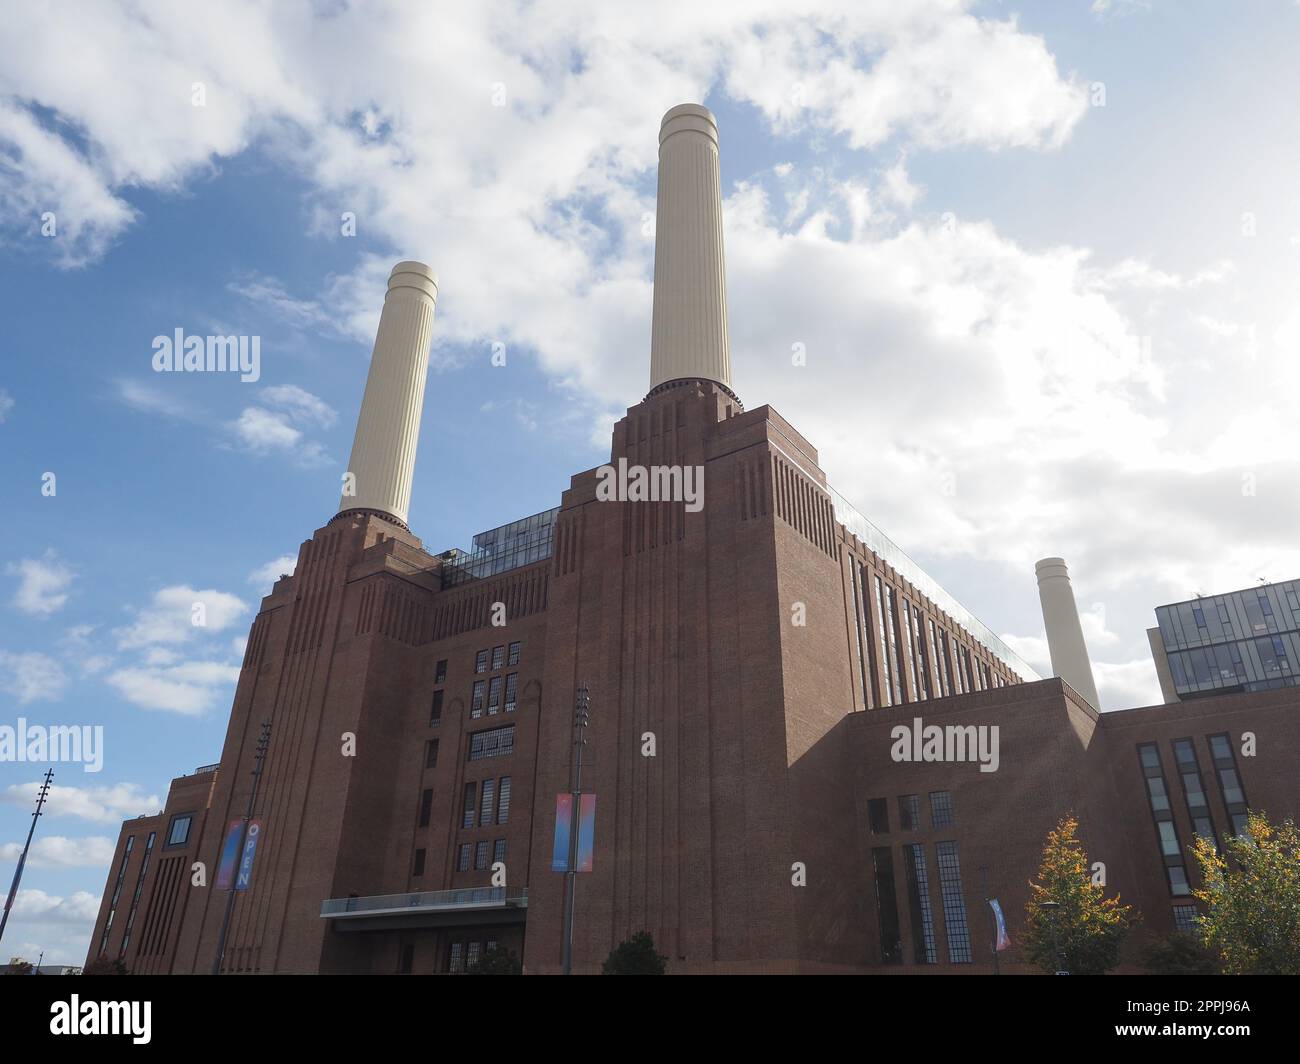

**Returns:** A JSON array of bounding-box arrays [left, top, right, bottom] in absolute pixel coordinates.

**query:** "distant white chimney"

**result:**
[[338, 261, 438, 528], [648, 104, 733, 392], [1035, 557, 1101, 709]]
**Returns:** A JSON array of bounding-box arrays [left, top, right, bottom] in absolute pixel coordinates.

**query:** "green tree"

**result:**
[[1191, 811, 1300, 975], [1139, 932, 1219, 975], [602, 931, 667, 975], [466, 945, 522, 975], [1020, 815, 1134, 975]]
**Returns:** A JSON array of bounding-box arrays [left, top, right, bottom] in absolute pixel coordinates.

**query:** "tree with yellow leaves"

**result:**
[[1191, 811, 1300, 975], [1021, 815, 1134, 975]]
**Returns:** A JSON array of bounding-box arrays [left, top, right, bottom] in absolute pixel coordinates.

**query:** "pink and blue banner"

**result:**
[[215, 819, 243, 890], [551, 794, 596, 872]]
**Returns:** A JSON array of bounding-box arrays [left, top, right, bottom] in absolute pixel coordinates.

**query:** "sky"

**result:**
[[2, 0, 1299, 965]]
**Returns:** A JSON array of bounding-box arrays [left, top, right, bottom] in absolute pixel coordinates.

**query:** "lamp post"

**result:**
[[1038, 900, 1068, 975]]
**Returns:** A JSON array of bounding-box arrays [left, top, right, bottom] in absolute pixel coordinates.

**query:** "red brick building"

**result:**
[[86, 105, 1300, 975]]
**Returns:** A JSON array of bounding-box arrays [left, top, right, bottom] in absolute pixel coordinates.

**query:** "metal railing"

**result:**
[[320, 886, 528, 918]]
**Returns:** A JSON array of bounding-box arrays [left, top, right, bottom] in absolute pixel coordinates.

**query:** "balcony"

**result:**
[[320, 887, 528, 932]]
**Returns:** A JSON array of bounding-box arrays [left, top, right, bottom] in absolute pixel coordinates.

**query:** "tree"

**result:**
[[1020, 815, 1134, 975], [1191, 811, 1300, 975], [82, 955, 130, 976], [1139, 932, 1219, 975], [466, 945, 522, 975], [602, 931, 667, 975]]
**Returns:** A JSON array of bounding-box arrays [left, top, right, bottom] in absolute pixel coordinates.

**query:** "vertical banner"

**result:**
[[551, 795, 572, 872], [576, 794, 596, 872], [989, 898, 1011, 951], [235, 819, 262, 891], [215, 819, 243, 890]]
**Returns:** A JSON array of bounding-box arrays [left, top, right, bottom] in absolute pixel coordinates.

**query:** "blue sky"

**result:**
[[3, 1, 1299, 964]]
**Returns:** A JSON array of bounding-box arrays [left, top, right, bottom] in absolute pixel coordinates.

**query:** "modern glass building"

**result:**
[[1152, 579, 1300, 699]]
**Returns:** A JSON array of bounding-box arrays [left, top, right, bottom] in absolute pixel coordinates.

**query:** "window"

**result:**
[[467, 941, 482, 970], [1139, 742, 1191, 895], [435, 659, 447, 684], [471, 680, 485, 718], [1172, 905, 1199, 934], [99, 835, 135, 954], [899, 794, 920, 831], [424, 738, 439, 769], [871, 847, 902, 965], [119, 831, 155, 957], [474, 840, 490, 870], [494, 838, 507, 865], [903, 843, 938, 964], [850, 563, 875, 710], [399, 943, 414, 975], [418, 788, 433, 828], [491, 645, 505, 670], [508, 641, 521, 666], [1172, 738, 1217, 849], [166, 814, 192, 847], [504, 673, 518, 713], [929, 791, 954, 829], [456, 844, 471, 872], [412, 848, 426, 877], [487, 675, 502, 714], [903, 600, 922, 701], [475, 650, 488, 674], [430, 689, 443, 726], [1208, 732, 1249, 838], [462, 783, 476, 829], [497, 777, 511, 824], [468, 725, 515, 762], [935, 841, 972, 963], [874, 577, 894, 707], [449, 942, 464, 974], [479, 778, 496, 826], [867, 797, 890, 835]]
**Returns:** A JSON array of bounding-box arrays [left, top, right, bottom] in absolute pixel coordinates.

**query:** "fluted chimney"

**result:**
[[1035, 557, 1101, 709], [648, 104, 733, 392], [338, 260, 438, 529]]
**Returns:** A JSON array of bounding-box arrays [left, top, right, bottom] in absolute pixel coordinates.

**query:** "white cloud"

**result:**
[[0, 388, 13, 421], [7, 550, 74, 615], [248, 553, 297, 593], [229, 385, 336, 467], [11, 888, 101, 923], [1, 781, 161, 824], [106, 660, 241, 715], [0, 649, 68, 703], [0, 835, 116, 868], [115, 585, 247, 649], [1094, 658, 1162, 711]]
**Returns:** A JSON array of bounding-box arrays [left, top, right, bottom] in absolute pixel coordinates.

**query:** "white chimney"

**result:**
[[338, 260, 438, 528], [648, 103, 733, 392], [1035, 557, 1101, 709]]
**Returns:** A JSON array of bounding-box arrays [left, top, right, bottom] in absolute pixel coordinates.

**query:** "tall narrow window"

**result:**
[[100, 835, 135, 955], [412, 848, 426, 877], [487, 675, 502, 714], [508, 641, 521, 666], [471, 680, 485, 718], [871, 847, 902, 965], [935, 841, 972, 963], [902, 843, 938, 964], [1208, 733, 1250, 837], [434, 659, 447, 684], [119, 830, 155, 957], [883, 583, 905, 704], [479, 778, 496, 826], [474, 840, 489, 870], [504, 673, 518, 713], [898, 794, 921, 831], [874, 576, 895, 707], [1139, 742, 1191, 895], [867, 797, 890, 835], [461, 782, 476, 829], [449, 942, 464, 974], [911, 608, 930, 700], [929, 790, 954, 829], [456, 844, 471, 872], [491, 645, 505, 670], [418, 788, 433, 828], [475, 650, 488, 674], [424, 738, 439, 769], [430, 689, 443, 726], [1172, 738, 1217, 849], [497, 777, 512, 824], [850, 562, 874, 710], [493, 838, 507, 865]]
